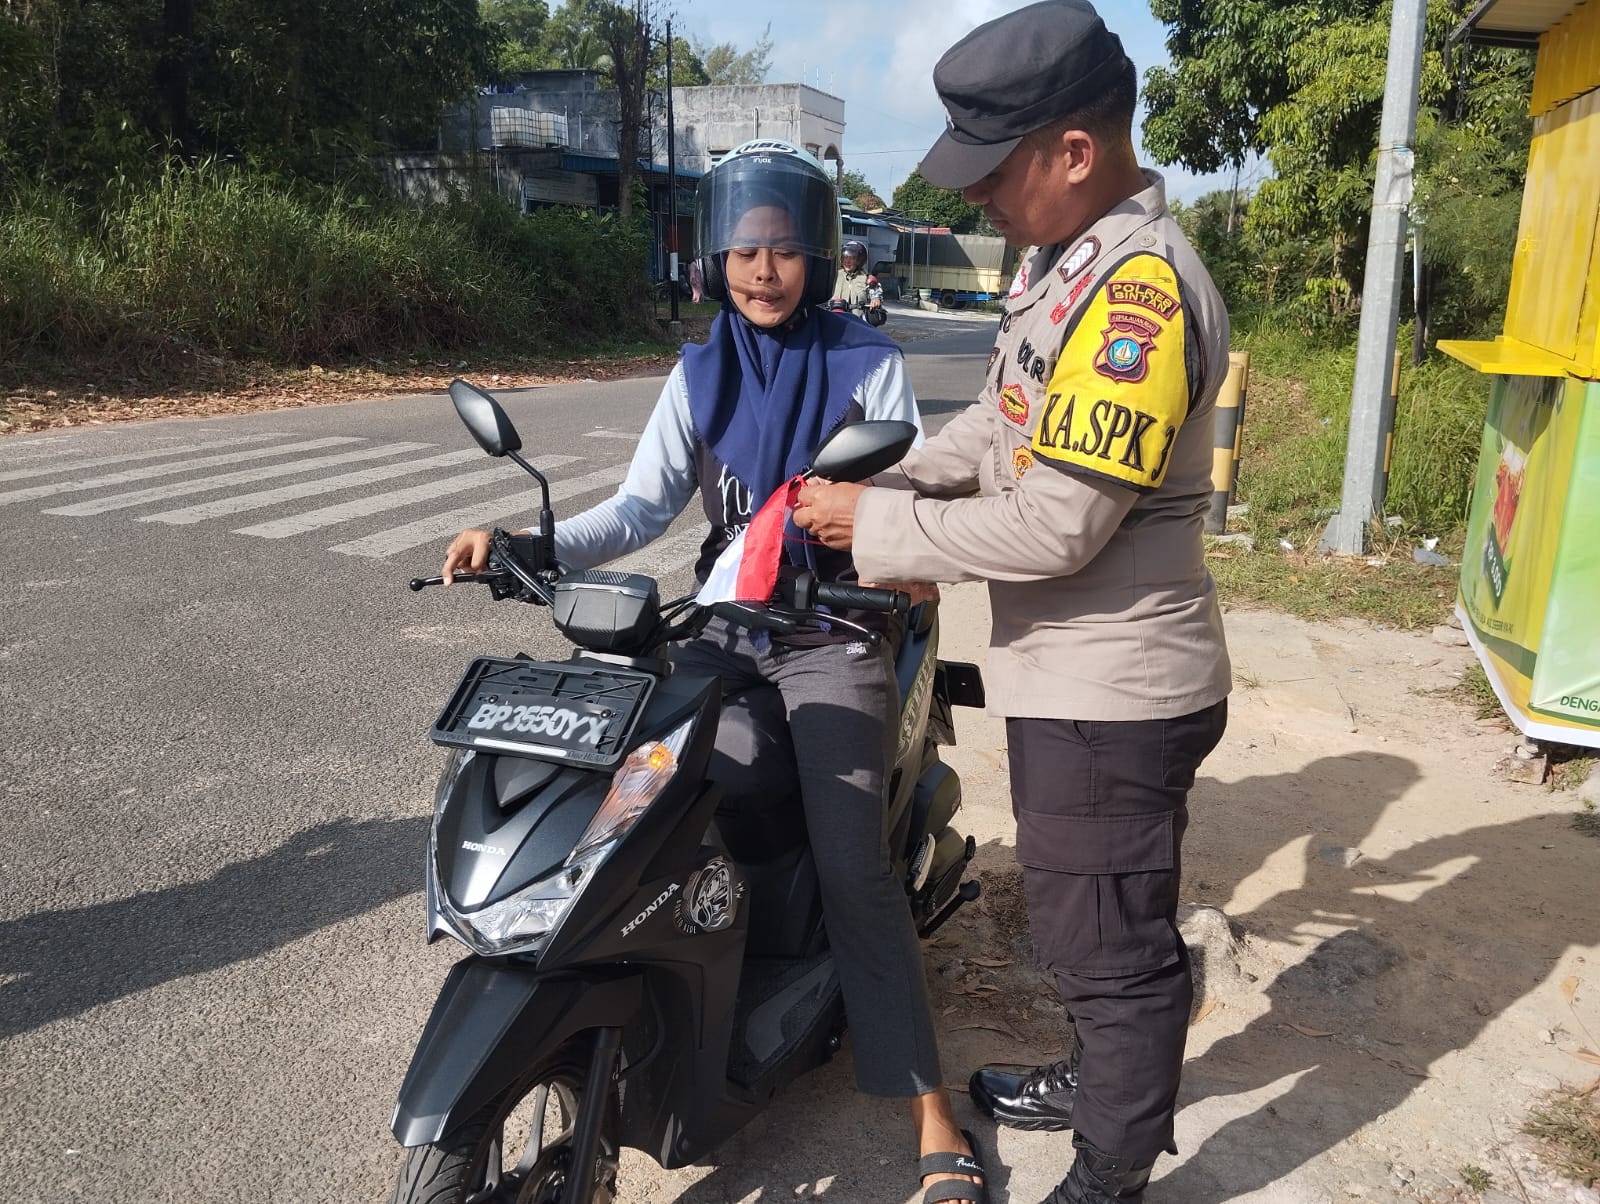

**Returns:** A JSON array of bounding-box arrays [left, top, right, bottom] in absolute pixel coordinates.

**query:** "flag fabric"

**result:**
[[696, 474, 804, 606]]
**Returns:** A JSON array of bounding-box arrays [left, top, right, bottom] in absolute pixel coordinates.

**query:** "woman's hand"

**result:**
[[793, 480, 868, 550], [441, 528, 492, 585]]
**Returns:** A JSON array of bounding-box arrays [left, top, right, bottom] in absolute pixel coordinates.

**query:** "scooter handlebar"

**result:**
[[813, 582, 910, 614]]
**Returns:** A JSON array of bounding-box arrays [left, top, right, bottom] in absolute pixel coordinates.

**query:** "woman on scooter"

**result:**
[[440, 139, 985, 1204]]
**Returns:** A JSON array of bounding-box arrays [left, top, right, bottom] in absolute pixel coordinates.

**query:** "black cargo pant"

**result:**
[[1006, 700, 1227, 1161], [669, 618, 945, 1097]]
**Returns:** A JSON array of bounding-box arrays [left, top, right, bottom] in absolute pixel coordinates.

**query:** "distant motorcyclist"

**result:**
[[832, 239, 874, 318]]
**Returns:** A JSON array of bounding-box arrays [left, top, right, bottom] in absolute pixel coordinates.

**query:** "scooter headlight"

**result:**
[[430, 717, 694, 957], [442, 845, 608, 956]]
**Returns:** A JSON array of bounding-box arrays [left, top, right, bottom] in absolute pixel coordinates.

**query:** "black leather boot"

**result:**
[[968, 1038, 1081, 1131], [1041, 1138, 1156, 1203]]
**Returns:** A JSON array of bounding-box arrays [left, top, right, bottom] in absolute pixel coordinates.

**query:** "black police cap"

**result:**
[[920, 0, 1131, 190]]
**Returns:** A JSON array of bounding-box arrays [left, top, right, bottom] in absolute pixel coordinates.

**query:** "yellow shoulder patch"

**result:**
[[1030, 253, 1188, 491]]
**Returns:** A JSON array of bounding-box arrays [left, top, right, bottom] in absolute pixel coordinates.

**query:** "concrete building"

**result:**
[[393, 72, 858, 283]]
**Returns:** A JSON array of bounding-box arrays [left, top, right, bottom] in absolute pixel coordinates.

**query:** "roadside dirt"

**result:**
[[0, 302, 973, 437], [618, 586, 1600, 1203], [0, 347, 681, 435]]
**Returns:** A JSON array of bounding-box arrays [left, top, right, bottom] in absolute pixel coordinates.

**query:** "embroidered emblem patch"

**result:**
[[1057, 236, 1100, 284], [1106, 278, 1180, 320], [1006, 263, 1029, 299], [999, 383, 1029, 425], [1052, 273, 1098, 324], [1013, 446, 1035, 478], [1094, 312, 1160, 384]]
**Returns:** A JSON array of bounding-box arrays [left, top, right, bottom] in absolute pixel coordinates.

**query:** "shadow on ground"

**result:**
[[0, 816, 425, 1039]]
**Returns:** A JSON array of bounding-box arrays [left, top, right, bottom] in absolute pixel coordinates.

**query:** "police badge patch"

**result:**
[[998, 383, 1029, 425], [1013, 446, 1035, 478], [1094, 312, 1160, 384]]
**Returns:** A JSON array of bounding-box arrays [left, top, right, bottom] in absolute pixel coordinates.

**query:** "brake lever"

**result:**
[[767, 607, 881, 647], [410, 572, 495, 591]]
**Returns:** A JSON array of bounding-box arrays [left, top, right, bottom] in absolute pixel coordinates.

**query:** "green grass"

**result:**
[[1208, 323, 1488, 628], [1524, 1083, 1600, 1187], [1454, 663, 1505, 720], [1458, 1164, 1493, 1194], [1, 163, 662, 381]]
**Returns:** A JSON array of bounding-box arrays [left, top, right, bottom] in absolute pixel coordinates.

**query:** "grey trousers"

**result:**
[[669, 620, 944, 1097]]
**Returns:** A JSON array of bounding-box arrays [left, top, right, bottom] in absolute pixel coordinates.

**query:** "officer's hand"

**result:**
[[793, 480, 867, 550], [441, 528, 492, 585], [864, 580, 940, 606]]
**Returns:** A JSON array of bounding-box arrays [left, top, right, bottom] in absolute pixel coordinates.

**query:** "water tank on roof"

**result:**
[[490, 109, 569, 149]]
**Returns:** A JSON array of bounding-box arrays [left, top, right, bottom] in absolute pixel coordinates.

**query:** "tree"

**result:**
[[588, 0, 660, 221], [1146, 0, 1533, 337], [836, 168, 876, 202], [650, 32, 707, 89], [2, 0, 498, 190], [1142, 0, 1340, 177], [890, 170, 990, 234], [480, 0, 555, 75], [694, 23, 771, 86]]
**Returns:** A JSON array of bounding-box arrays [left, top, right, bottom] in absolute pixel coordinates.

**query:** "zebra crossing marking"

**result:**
[[0, 434, 286, 483], [602, 527, 707, 578], [43, 443, 435, 517], [329, 465, 628, 559], [233, 456, 582, 540], [140, 448, 486, 525], [0, 437, 362, 507]]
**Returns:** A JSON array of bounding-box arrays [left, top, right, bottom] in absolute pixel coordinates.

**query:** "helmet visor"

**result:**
[[695, 149, 841, 261]]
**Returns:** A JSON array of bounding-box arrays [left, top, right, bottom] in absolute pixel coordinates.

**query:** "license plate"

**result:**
[[431, 658, 655, 768]]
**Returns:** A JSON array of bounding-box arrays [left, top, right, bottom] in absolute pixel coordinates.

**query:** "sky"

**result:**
[[669, 0, 1265, 205]]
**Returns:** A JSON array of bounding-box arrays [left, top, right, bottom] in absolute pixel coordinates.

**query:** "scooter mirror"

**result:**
[[449, 379, 522, 458], [809, 420, 918, 483]]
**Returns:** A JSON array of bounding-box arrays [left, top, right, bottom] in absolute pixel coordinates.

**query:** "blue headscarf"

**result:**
[[682, 304, 898, 511]]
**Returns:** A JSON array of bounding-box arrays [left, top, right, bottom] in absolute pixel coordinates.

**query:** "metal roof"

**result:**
[[559, 153, 704, 179], [1455, 0, 1579, 38]]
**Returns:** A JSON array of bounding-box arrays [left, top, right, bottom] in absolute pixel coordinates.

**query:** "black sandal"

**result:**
[[918, 1128, 989, 1203]]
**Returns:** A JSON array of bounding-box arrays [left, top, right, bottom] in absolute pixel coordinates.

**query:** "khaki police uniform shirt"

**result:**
[[853, 171, 1232, 721]]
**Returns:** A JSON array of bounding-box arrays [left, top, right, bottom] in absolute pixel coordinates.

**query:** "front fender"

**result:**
[[391, 959, 642, 1148]]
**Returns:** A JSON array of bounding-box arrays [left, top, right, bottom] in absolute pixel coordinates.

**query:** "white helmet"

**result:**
[[694, 140, 843, 307]]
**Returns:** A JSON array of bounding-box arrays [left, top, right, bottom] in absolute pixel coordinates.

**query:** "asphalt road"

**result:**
[[0, 309, 995, 1204]]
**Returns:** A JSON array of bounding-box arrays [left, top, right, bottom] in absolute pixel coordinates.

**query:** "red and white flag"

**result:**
[[696, 474, 804, 605]]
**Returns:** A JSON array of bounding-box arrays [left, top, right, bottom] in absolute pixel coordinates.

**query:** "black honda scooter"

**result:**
[[389, 380, 986, 1204]]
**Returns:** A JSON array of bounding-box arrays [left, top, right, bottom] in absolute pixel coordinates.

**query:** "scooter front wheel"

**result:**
[[390, 1038, 619, 1204]]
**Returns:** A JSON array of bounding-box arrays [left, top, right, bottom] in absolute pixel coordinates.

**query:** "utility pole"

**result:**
[[1322, 0, 1428, 555], [666, 18, 680, 328]]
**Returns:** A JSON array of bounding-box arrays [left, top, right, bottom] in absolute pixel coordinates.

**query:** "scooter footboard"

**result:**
[[391, 958, 642, 1147]]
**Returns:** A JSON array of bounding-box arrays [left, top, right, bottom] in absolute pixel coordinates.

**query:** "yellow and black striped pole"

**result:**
[[1206, 352, 1250, 534], [1371, 350, 1402, 512]]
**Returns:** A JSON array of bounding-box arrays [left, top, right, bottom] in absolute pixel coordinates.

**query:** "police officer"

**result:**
[[833, 238, 873, 317], [792, 3, 1231, 1200]]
